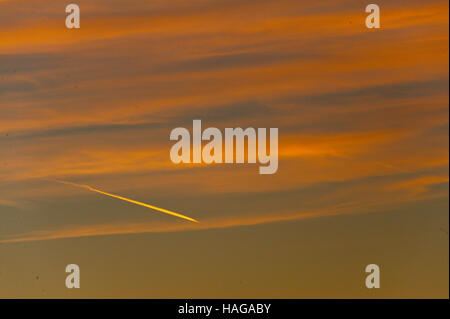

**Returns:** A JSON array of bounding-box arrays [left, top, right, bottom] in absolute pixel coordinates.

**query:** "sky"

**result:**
[[0, 0, 448, 298]]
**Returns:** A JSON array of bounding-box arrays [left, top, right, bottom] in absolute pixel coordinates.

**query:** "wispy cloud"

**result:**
[[0, 0, 448, 243]]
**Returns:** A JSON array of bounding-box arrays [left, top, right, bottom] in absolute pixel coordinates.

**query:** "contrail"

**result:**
[[52, 179, 199, 223]]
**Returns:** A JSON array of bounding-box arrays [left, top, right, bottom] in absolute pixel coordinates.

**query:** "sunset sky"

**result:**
[[0, 0, 448, 298]]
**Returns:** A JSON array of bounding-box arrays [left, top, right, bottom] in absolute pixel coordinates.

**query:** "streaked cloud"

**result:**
[[0, 0, 448, 244]]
